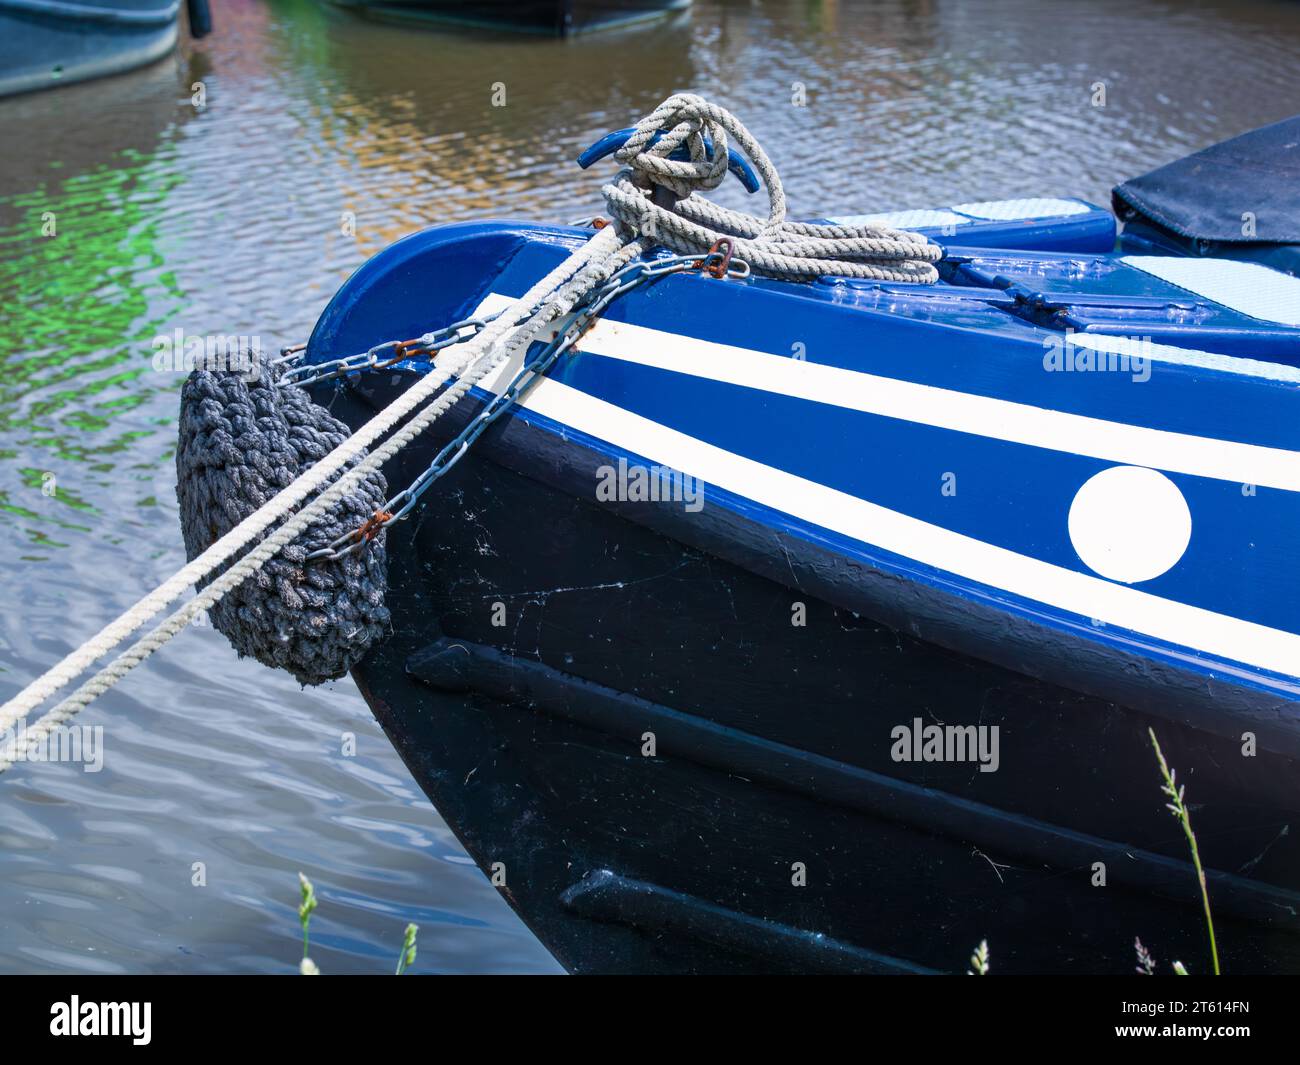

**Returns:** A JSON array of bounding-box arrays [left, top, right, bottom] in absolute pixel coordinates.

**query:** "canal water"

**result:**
[[0, 0, 1297, 974]]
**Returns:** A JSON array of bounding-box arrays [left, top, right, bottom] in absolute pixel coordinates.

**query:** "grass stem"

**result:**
[[1148, 728, 1220, 975]]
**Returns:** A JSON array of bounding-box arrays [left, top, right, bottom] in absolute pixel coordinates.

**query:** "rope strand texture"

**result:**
[[601, 93, 942, 282]]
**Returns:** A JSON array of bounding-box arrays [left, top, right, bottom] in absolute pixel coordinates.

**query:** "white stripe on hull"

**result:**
[[477, 293, 1300, 492], [470, 294, 1300, 678]]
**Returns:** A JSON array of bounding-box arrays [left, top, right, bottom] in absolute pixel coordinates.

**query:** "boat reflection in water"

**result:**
[[293, 1, 698, 256]]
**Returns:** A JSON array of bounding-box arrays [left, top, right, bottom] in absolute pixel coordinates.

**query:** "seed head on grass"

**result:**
[[1149, 728, 1220, 976], [395, 922, 419, 975], [293, 873, 419, 975], [1134, 937, 1156, 975], [967, 939, 990, 975], [298, 872, 319, 973]]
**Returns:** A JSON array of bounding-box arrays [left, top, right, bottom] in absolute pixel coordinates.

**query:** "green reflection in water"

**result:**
[[0, 148, 187, 556]]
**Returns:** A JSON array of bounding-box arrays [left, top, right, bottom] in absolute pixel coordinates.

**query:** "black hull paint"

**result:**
[[328, 0, 689, 36], [330, 374, 1300, 974]]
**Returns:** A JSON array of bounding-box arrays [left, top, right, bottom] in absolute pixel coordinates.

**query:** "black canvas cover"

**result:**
[[1113, 116, 1300, 245]]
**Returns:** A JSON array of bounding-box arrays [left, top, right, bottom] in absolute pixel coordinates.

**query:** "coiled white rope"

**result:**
[[602, 93, 942, 282], [1, 93, 941, 771]]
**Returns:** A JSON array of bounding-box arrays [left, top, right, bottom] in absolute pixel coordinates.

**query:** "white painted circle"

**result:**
[[1067, 466, 1191, 584]]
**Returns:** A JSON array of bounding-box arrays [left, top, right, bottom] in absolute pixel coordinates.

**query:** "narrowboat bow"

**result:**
[[295, 113, 1300, 974]]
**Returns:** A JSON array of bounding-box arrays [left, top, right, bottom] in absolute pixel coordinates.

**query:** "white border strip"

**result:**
[[1124, 255, 1300, 328], [826, 208, 971, 229], [477, 293, 1300, 492], [1071, 332, 1300, 385], [953, 197, 1091, 220]]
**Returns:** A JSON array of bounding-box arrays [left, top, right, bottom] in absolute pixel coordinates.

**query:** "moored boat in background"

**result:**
[[327, 0, 691, 36], [0, 0, 210, 99]]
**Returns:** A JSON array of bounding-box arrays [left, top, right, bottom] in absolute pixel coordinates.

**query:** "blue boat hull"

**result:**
[[0, 0, 180, 98], [305, 201, 1300, 973]]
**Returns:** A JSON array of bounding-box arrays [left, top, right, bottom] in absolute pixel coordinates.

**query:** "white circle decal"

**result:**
[[1067, 466, 1191, 584]]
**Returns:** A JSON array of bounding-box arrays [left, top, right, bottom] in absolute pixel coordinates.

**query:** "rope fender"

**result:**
[[175, 351, 390, 685]]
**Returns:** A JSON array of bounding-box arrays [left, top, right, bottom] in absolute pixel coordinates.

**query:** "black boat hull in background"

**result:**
[[331, 375, 1300, 975], [328, 0, 691, 36]]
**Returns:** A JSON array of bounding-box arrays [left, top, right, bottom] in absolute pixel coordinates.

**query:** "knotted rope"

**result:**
[[601, 93, 942, 282]]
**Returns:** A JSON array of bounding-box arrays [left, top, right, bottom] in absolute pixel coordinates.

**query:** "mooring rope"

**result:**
[[0, 227, 632, 763], [0, 93, 940, 768], [602, 93, 942, 282]]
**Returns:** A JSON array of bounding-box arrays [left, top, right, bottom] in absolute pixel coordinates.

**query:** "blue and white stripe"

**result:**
[[472, 290, 1300, 682]]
